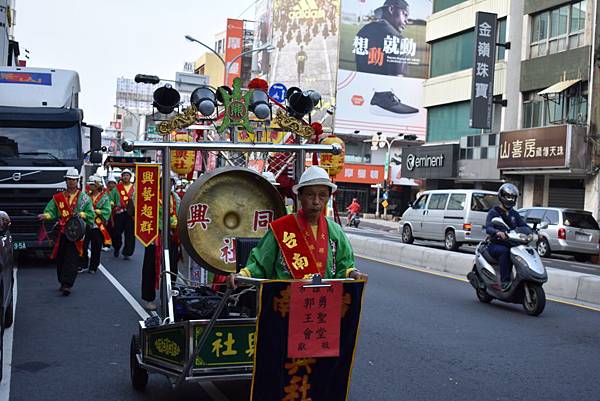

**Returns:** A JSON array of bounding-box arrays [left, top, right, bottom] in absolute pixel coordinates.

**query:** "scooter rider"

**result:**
[[485, 183, 529, 291], [346, 198, 361, 226]]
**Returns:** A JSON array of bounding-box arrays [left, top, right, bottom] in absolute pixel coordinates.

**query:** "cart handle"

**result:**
[[234, 275, 355, 288], [175, 285, 234, 388]]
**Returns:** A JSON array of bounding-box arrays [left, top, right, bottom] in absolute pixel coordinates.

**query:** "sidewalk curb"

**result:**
[[348, 234, 600, 307]]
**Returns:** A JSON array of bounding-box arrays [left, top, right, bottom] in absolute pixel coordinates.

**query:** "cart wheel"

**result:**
[[130, 335, 148, 391]]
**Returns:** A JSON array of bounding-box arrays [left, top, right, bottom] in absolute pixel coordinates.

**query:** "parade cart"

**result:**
[[126, 139, 344, 390]]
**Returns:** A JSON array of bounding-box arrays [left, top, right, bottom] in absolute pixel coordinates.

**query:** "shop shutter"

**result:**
[[548, 180, 585, 209]]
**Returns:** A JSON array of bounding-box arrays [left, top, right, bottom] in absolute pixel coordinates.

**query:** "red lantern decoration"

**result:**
[[248, 78, 269, 92], [320, 135, 345, 177], [170, 132, 196, 175]]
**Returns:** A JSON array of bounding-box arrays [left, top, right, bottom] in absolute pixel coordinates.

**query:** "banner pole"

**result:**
[[161, 146, 174, 322]]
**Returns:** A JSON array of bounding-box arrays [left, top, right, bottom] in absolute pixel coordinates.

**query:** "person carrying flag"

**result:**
[[109, 168, 135, 259]]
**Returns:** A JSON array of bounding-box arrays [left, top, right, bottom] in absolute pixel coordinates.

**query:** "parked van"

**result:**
[[400, 190, 500, 251]]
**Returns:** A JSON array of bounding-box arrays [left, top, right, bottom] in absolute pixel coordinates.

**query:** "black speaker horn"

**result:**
[[287, 90, 315, 118], [249, 90, 271, 120], [191, 86, 217, 117], [153, 84, 180, 114]]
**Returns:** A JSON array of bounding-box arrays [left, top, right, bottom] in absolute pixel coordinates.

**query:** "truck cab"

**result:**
[[0, 67, 99, 252]]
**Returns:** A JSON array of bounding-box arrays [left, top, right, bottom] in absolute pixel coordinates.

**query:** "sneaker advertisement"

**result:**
[[334, 0, 432, 136]]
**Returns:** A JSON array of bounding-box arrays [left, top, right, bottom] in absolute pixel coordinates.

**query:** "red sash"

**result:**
[[270, 211, 329, 279], [92, 193, 112, 245], [116, 183, 134, 211], [51, 190, 84, 258]]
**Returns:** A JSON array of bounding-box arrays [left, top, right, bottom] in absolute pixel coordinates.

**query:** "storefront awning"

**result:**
[[334, 163, 385, 184], [538, 79, 581, 95]]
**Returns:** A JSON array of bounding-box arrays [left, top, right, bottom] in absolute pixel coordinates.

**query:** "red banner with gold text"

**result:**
[[134, 164, 160, 247]]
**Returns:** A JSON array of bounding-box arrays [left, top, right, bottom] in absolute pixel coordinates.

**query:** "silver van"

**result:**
[[518, 207, 600, 262], [400, 190, 499, 251]]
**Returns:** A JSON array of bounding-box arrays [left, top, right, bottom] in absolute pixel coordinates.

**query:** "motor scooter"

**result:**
[[347, 213, 360, 228], [467, 217, 549, 316]]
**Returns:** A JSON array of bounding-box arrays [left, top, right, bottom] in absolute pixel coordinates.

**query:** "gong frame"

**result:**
[[124, 139, 340, 322]]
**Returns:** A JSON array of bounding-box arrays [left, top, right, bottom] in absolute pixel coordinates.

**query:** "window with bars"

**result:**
[[522, 83, 588, 128], [529, 1, 587, 58]]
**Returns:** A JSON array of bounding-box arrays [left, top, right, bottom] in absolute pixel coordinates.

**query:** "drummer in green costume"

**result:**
[[230, 166, 368, 284]]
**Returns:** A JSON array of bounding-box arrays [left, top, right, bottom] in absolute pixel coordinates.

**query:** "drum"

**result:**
[[126, 199, 135, 217], [65, 216, 86, 242]]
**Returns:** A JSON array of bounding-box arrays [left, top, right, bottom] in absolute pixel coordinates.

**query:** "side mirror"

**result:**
[[89, 125, 103, 151], [408, 201, 413, 208], [90, 151, 103, 164], [538, 221, 549, 230], [491, 217, 510, 230]]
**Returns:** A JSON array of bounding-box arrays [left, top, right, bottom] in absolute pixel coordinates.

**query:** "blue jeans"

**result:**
[[488, 243, 512, 283]]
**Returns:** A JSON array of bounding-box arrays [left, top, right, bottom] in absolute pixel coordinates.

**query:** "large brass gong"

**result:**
[[178, 167, 286, 274]]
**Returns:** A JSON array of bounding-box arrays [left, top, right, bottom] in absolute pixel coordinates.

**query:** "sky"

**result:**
[[14, 0, 256, 127]]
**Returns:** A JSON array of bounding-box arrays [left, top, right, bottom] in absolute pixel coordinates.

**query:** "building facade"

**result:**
[[422, 0, 519, 191], [417, 0, 600, 217], [1, 0, 19, 66], [193, 19, 255, 89], [506, 0, 596, 212]]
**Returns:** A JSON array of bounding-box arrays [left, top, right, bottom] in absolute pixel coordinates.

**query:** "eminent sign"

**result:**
[[497, 125, 568, 169], [406, 153, 445, 171], [470, 12, 498, 129], [402, 144, 458, 179]]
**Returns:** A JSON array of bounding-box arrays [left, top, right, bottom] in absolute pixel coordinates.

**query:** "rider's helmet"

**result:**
[[498, 183, 519, 210]]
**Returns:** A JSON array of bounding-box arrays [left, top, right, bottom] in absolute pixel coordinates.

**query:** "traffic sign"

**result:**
[[382, 200, 389, 208], [382, 192, 388, 200], [269, 83, 287, 103]]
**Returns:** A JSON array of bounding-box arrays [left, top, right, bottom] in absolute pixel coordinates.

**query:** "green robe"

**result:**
[[240, 217, 356, 279], [43, 190, 95, 226], [108, 184, 134, 210], [92, 192, 112, 224]]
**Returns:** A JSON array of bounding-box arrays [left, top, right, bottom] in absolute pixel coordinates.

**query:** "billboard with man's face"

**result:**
[[334, 0, 431, 137]]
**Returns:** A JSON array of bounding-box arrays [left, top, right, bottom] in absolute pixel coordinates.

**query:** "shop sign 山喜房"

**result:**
[[401, 144, 458, 179], [497, 126, 568, 169]]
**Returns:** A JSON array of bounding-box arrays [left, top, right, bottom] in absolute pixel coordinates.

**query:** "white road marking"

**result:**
[[0, 268, 18, 401], [98, 264, 149, 320], [99, 263, 232, 400]]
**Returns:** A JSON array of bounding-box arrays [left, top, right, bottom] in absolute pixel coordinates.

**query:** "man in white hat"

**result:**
[[38, 168, 94, 295], [106, 174, 117, 193], [108, 168, 135, 259], [230, 166, 368, 284], [80, 176, 112, 274]]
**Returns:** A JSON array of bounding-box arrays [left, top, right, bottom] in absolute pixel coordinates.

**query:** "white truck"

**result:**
[[0, 66, 101, 253]]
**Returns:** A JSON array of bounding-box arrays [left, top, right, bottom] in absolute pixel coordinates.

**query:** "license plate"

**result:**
[[576, 234, 590, 242], [12, 241, 26, 250]]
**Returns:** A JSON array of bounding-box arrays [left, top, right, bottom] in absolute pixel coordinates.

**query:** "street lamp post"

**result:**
[[185, 34, 273, 86], [382, 137, 405, 218], [366, 132, 405, 218], [185, 35, 274, 144]]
